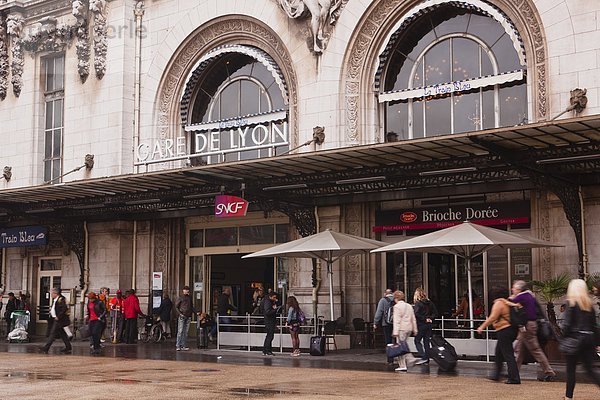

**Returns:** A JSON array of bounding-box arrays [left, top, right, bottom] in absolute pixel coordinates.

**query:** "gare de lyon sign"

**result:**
[[136, 111, 288, 165]]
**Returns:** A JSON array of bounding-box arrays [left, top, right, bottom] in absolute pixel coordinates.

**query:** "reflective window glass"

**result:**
[[205, 227, 237, 247], [240, 225, 275, 245]]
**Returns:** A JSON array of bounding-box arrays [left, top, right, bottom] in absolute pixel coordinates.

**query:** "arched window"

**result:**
[[182, 46, 289, 164], [380, 5, 527, 141]]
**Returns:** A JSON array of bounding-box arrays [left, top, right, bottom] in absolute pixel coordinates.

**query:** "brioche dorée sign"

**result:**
[[374, 201, 530, 232], [214, 195, 249, 218]]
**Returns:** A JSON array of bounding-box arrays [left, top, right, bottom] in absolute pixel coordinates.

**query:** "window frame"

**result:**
[[42, 54, 65, 184]]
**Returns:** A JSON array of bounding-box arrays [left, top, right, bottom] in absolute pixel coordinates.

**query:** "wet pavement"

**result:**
[[0, 338, 599, 399]]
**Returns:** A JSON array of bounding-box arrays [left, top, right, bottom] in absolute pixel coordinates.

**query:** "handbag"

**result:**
[[386, 340, 410, 358], [79, 324, 91, 339]]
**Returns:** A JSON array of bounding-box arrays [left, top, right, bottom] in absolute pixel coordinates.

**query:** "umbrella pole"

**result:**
[[328, 261, 334, 321], [467, 257, 474, 339]]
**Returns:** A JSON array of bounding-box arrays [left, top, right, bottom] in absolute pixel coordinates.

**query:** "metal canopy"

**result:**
[[0, 115, 599, 212]]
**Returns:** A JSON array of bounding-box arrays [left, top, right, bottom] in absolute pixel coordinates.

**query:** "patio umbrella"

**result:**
[[371, 221, 562, 334], [243, 229, 387, 320]]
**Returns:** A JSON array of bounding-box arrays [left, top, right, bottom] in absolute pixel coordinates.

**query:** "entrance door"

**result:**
[[38, 258, 62, 321], [426, 253, 456, 318]]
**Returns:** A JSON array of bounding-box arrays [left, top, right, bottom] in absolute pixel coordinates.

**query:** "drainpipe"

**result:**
[[1, 248, 6, 292], [132, 220, 137, 289], [79, 221, 90, 322], [579, 186, 588, 277], [312, 206, 321, 319], [133, 1, 144, 173]]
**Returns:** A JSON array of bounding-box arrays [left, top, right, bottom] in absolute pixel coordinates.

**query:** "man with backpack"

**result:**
[[511, 280, 556, 381], [373, 289, 395, 364]]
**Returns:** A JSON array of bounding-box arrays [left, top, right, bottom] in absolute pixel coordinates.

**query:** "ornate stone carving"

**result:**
[[153, 220, 168, 272], [156, 17, 299, 147], [275, 0, 347, 53], [0, 14, 8, 101], [21, 17, 75, 53], [73, 0, 90, 83], [89, 0, 107, 79], [6, 13, 24, 97], [2, 166, 12, 181]]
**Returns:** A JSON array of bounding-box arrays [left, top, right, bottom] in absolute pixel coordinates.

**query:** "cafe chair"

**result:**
[[323, 320, 338, 351], [350, 317, 367, 348]]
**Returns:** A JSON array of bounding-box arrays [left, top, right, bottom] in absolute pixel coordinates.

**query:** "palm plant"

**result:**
[[531, 273, 572, 330]]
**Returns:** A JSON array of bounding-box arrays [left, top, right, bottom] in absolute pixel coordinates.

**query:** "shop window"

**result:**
[[381, 7, 527, 140], [386, 252, 405, 292], [42, 54, 65, 184], [239, 225, 275, 245], [40, 259, 61, 271], [275, 224, 289, 243], [205, 227, 237, 247], [190, 229, 204, 248], [8, 259, 23, 290]]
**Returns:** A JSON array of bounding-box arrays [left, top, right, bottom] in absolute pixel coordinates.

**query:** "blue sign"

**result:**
[[0, 226, 48, 248]]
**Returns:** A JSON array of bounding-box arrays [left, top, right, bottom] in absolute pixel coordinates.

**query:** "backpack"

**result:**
[[509, 304, 527, 328], [297, 309, 306, 325], [384, 298, 394, 325]]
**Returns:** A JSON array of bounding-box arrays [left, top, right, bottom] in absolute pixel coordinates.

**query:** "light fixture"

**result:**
[[125, 198, 161, 205], [535, 154, 600, 165], [419, 167, 477, 176], [262, 183, 308, 191], [335, 176, 387, 185]]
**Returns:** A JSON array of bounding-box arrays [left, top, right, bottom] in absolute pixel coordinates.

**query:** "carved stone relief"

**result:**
[[89, 0, 107, 79], [72, 0, 90, 82], [344, 205, 362, 286], [155, 17, 299, 148], [6, 13, 24, 97], [153, 220, 168, 272], [342, 0, 548, 143], [0, 14, 8, 101]]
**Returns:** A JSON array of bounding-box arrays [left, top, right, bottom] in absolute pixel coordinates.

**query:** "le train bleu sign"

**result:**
[[374, 201, 530, 232], [0, 226, 48, 248], [135, 111, 288, 165]]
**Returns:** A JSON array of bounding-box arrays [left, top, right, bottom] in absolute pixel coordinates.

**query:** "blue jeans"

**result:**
[[414, 324, 432, 361], [176, 316, 191, 348]]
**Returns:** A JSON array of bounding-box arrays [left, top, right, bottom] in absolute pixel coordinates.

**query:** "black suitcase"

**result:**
[[426, 335, 457, 371], [310, 336, 326, 356]]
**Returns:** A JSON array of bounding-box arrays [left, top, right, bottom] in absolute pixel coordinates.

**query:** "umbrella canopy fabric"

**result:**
[[371, 222, 562, 336], [371, 221, 562, 257], [243, 229, 387, 320]]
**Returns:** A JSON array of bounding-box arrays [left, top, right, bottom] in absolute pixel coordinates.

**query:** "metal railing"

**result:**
[[433, 316, 498, 362]]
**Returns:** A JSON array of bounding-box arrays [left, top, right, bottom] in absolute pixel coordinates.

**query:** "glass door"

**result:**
[[189, 255, 207, 313], [38, 258, 62, 321]]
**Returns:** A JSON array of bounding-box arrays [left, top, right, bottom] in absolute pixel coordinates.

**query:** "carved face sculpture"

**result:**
[[72, 0, 85, 18]]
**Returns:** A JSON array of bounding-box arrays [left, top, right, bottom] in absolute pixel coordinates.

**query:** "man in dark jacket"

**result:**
[[157, 293, 173, 339], [373, 289, 394, 364], [40, 288, 72, 354], [262, 291, 278, 356], [217, 287, 237, 332], [4, 292, 17, 331], [175, 286, 197, 351]]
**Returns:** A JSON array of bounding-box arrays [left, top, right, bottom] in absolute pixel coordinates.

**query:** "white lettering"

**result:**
[[238, 126, 249, 148], [176, 136, 186, 156], [136, 143, 150, 161], [272, 122, 287, 143], [230, 129, 238, 149], [210, 130, 219, 151], [194, 132, 207, 153], [215, 202, 246, 215], [165, 139, 174, 157], [466, 207, 499, 220], [151, 141, 163, 160], [252, 125, 269, 145]]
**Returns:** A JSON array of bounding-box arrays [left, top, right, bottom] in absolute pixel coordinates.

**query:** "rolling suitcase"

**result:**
[[310, 336, 326, 356], [426, 335, 457, 371]]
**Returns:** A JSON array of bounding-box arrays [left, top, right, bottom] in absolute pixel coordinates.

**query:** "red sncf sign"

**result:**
[[214, 195, 249, 218]]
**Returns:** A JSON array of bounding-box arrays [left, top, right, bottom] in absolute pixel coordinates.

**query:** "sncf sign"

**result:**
[[214, 195, 249, 218]]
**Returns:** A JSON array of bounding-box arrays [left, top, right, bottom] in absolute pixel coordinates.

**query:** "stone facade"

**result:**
[[1, 0, 599, 331]]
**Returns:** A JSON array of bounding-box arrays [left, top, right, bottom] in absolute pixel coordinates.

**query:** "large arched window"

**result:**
[[181, 46, 289, 164], [380, 5, 527, 141]]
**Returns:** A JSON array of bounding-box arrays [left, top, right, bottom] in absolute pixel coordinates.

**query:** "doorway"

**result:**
[[37, 258, 62, 321], [209, 254, 274, 316]]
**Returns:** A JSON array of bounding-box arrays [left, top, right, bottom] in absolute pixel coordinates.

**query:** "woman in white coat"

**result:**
[[392, 290, 418, 372]]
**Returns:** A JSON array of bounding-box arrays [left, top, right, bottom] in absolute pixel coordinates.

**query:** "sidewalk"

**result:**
[[1, 336, 597, 384]]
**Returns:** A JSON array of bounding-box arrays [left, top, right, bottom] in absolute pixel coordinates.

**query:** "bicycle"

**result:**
[[139, 315, 165, 343]]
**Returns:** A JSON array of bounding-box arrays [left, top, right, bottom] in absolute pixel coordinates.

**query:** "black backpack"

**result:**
[[383, 298, 394, 325], [509, 304, 527, 328]]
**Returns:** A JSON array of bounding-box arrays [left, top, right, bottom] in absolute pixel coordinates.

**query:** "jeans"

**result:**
[[89, 320, 103, 351], [176, 316, 191, 348], [493, 326, 520, 382], [383, 325, 393, 362], [263, 322, 275, 354], [414, 324, 432, 360]]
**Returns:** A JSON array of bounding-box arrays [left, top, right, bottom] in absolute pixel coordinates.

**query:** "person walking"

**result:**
[[109, 290, 124, 343], [217, 287, 237, 331], [561, 279, 600, 400], [392, 290, 417, 372], [175, 286, 197, 351], [39, 288, 72, 355], [413, 288, 437, 365], [511, 280, 556, 381], [262, 291, 278, 356], [285, 296, 303, 356], [373, 289, 395, 364], [86, 292, 107, 355], [476, 289, 521, 384], [98, 287, 110, 342], [157, 293, 173, 339], [123, 289, 145, 344]]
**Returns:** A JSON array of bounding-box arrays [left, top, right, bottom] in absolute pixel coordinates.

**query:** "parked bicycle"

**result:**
[[139, 315, 165, 343]]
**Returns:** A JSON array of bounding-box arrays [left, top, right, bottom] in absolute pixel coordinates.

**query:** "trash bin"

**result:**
[[8, 310, 30, 343]]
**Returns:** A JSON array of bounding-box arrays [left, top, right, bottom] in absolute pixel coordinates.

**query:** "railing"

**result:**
[[433, 316, 498, 362], [216, 314, 322, 352]]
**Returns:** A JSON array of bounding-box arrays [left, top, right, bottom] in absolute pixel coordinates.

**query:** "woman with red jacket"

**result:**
[[122, 289, 145, 344], [87, 292, 106, 355]]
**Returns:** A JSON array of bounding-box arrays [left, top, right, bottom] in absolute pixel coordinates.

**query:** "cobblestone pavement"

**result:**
[[1, 351, 599, 400]]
